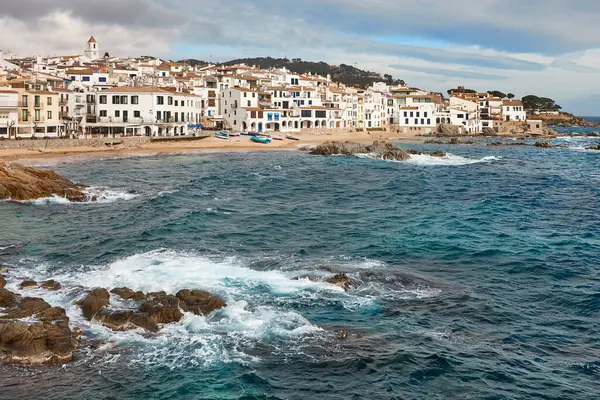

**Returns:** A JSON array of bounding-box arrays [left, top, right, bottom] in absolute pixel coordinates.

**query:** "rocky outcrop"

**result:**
[[176, 289, 227, 316], [309, 141, 445, 161], [587, 145, 600, 151], [0, 289, 79, 365], [0, 160, 87, 202], [436, 124, 462, 137], [19, 280, 38, 289], [535, 141, 556, 148], [76, 287, 226, 333], [41, 280, 61, 291], [482, 127, 497, 136], [0, 275, 5, 289], [325, 273, 357, 291]]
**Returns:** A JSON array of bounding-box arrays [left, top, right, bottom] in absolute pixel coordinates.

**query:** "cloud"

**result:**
[[1, 0, 600, 114]]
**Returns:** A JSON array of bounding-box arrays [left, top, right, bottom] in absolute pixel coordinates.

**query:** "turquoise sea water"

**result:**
[[1, 135, 599, 399]]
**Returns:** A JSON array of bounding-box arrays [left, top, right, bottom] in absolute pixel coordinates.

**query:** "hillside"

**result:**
[[528, 112, 599, 127], [178, 57, 404, 88]]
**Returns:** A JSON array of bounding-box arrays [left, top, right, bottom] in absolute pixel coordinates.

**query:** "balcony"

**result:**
[[33, 102, 44, 108]]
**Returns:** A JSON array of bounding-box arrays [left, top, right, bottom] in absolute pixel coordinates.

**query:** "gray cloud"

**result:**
[[389, 64, 507, 81]]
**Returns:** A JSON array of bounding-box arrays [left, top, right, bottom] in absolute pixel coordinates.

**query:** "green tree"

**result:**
[[487, 90, 507, 98], [447, 87, 477, 95], [522, 95, 562, 112], [507, 93, 515, 99]]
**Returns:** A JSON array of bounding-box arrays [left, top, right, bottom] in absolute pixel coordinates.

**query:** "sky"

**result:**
[[1, 0, 599, 115]]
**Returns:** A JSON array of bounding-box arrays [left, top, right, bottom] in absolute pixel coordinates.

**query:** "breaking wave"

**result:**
[[405, 154, 502, 166], [9, 187, 138, 205]]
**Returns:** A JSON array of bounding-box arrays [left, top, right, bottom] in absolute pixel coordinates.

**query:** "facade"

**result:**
[[0, 91, 19, 138], [83, 36, 100, 60], [502, 100, 526, 121]]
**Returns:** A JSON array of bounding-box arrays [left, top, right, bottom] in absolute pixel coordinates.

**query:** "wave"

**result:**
[[10, 187, 138, 205], [405, 154, 502, 166]]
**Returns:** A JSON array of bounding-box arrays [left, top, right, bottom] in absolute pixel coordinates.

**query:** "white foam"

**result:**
[[7, 187, 138, 205], [405, 154, 502, 166]]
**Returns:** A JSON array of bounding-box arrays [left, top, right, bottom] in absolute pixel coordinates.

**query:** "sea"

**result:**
[[0, 126, 599, 399]]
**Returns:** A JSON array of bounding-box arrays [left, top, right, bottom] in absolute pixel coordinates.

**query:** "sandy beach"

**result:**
[[0, 131, 425, 163]]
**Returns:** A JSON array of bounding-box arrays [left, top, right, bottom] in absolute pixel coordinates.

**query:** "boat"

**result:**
[[272, 135, 285, 141], [229, 131, 241, 137], [251, 136, 271, 144], [286, 135, 300, 141], [248, 132, 260, 137], [215, 132, 229, 139]]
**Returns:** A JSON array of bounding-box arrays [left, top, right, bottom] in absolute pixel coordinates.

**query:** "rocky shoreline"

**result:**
[[0, 160, 88, 202], [308, 141, 446, 160]]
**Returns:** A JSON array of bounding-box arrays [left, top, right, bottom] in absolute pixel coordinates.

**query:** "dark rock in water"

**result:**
[[41, 280, 61, 291], [0, 275, 5, 289], [436, 124, 461, 137], [535, 141, 555, 148], [139, 292, 184, 324], [0, 290, 79, 365], [309, 141, 370, 156], [176, 289, 227, 316], [429, 151, 446, 157], [0, 160, 88, 202], [0, 288, 16, 307], [586, 145, 600, 151], [19, 280, 38, 289], [325, 273, 357, 291], [93, 308, 159, 333], [77, 288, 111, 320], [336, 330, 349, 340], [111, 287, 146, 301]]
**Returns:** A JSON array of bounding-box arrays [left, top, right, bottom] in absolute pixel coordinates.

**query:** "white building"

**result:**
[[88, 87, 202, 136], [0, 90, 19, 138], [502, 100, 526, 122], [0, 50, 19, 71]]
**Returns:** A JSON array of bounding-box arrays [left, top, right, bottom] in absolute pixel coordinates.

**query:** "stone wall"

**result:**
[[0, 137, 150, 150]]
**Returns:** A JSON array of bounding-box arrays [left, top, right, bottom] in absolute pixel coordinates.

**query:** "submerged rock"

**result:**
[[0, 160, 88, 202], [176, 289, 227, 316], [0, 290, 79, 365], [535, 141, 555, 148], [93, 308, 159, 333], [325, 273, 358, 291], [310, 141, 445, 162], [41, 280, 61, 291], [309, 141, 370, 156], [19, 280, 38, 289]]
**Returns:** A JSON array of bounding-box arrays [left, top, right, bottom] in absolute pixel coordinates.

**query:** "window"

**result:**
[[234, 120, 237, 126], [181, 112, 184, 121], [134, 111, 141, 118], [120, 96, 128, 105], [99, 77, 107, 83], [47, 97, 52, 106], [421, 119, 424, 125], [156, 111, 162, 120], [247, 101, 251, 107], [34, 110, 40, 121], [99, 95, 107, 104], [34, 96, 41, 107], [308, 100, 312, 105], [244, 93, 247, 98], [301, 110, 312, 118], [424, 112, 428, 118], [115, 110, 120, 117], [315, 110, 326, 118], [47, 111, 52, 119], [427, 119, 431, 125], [457, 114, 464, 118], [414, 119, 418, 124], [267, 113, 273, 121], [22, 109, 28, 121], [82, 76, 90, 82], [71, 76, 76, 81], [175, 100, 178, 106], [112, 96, 120, 104], [99, 110, 107, 117], [21, 95, 28, 107], [157, 96, 164, 105], [416, 112, 420, 117], [404, 111, 407, 117], [410, 112, 413, 117], [252, 93, 256, 98], [131, 96, 138, 105]]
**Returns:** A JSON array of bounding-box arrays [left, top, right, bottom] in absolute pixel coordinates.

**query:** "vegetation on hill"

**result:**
[[178, 57, 404, 88], [447, 87, 476, 95], [521, 95, 562, 112]]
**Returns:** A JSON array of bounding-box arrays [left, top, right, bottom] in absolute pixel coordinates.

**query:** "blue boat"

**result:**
[[248, 132, 260, 137], [215, 132, 229, 140], [251, 136, 271, 144]]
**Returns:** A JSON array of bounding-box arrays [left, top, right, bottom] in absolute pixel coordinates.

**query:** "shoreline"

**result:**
[[0, 130, 559, 164]]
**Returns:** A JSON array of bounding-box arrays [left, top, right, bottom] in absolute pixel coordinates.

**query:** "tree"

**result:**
[[507, 93, 515, 99], [447, 87, 476, 95], [487, 90, 507, 99], [521, 95, 562, 112]]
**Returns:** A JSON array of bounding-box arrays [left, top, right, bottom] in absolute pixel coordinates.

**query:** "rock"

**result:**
[[589, 131, 600, 137], [77, 288, 111, 320], [586, 145, 600, 151], [310, 141, 370, 156], [0, 160, 88, 202], [325, 273, 357, 291], [482, 127, 497, 136], [0, 288, 16, 307], [429, 151, 446, 157], [93, 308, 159, 333], [110, 287, 146, 301], [0, 266, 8, 274], [535, 141, 555, 148], [139, 292, 184, 324], [41, 280, 61, 291], [336, 330, 349, 340], [19, 280, 38, 289], [176, 289, 227, 316], [436, 124, 461, 137], [0, 276, 5, 289]]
